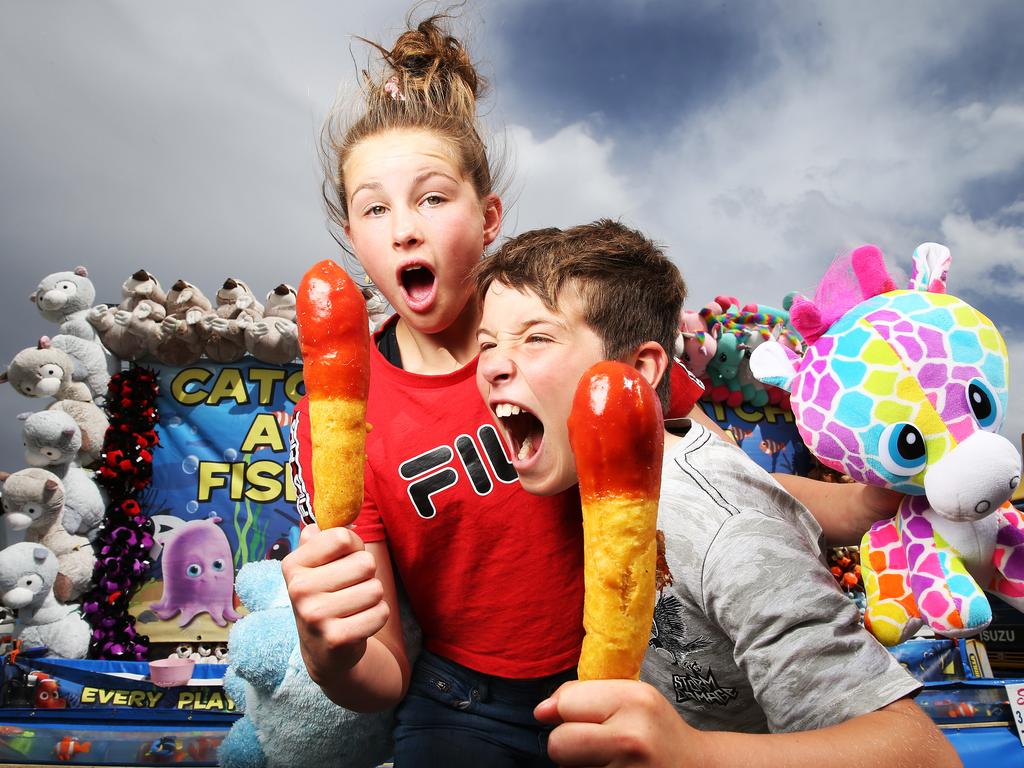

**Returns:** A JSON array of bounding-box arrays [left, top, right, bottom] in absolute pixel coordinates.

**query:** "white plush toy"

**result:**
[[22, 405, 109, 469], [88, 269, 168, 362], [363, 285, 391, 333], [0, 469, 95, 603], [16, 421, 107, 541], [30, 267, 98, 343], [0, 542, 91, 658], [45, 334, 110, 399], [244, 284, 300, 365], [205, 278, 264, 363]]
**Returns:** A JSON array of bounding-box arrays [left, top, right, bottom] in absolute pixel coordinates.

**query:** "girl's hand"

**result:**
[[281, 523, 391, 685], [535, 680, 707, 768]]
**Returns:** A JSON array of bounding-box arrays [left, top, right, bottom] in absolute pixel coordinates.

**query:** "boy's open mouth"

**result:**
[[493, 402, 544, 463], [399, 265, 437, 307]]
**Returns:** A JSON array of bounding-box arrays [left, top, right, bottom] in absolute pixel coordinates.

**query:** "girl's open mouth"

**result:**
[[399, 264, 438, 311]]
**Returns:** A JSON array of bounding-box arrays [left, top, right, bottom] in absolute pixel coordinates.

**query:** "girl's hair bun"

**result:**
[[370, 14, 484, 116]]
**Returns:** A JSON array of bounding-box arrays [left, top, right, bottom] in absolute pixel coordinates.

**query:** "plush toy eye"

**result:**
[[877, 422, 927, 477], [59, 282, 74, 292], [966, 378, 1001, 431], [16, 575, 42, 591], [24, 504, 41, 518], [211, 559, 225, 572], [42, 449, 59, 459], [185, 563, 203, 578]]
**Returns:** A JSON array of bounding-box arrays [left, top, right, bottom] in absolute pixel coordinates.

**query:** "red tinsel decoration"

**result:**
[[80, 366, 159, 660]]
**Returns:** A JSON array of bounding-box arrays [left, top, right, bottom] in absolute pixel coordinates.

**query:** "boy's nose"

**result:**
[[479, 350, 515, 384]]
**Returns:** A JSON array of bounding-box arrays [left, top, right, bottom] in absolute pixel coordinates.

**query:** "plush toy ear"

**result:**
[[749, 340, 799, 392], [33, 546, 49, 563], [788, 296, 829, 345], [0, 372, 8, 385], [74, 266, 89, 278], [851, 245, 897, 299], [909, 242, 951, 293]]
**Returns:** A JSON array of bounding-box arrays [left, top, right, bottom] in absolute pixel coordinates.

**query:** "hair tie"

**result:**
[[384, 75, 406, 101]]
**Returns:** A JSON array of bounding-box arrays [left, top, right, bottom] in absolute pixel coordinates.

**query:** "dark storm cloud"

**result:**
[[491, 0, 775, 142]]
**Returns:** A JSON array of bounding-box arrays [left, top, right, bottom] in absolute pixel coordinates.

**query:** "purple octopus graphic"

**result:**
[[150, 517, 242, 627]]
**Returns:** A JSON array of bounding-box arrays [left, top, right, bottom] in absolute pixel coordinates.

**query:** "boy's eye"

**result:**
[[478, 340, 496, 352], [526, 335, 551, 344]]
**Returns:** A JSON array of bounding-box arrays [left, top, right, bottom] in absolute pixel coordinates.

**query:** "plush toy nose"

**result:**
[[4, 513, 33, 532], [2, 586, 35, 608], [39, 290, 69, 311], [924, 430, 1022, 522]]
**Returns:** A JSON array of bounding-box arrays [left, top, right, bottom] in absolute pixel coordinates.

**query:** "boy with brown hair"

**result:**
[[474, 220, 960, 767]]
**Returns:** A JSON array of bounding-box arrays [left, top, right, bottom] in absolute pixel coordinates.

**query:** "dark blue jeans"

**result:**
[[393, 650, 576, 768]]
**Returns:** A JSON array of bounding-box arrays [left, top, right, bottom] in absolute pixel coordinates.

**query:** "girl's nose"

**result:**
[[392, 209, 422, 248]]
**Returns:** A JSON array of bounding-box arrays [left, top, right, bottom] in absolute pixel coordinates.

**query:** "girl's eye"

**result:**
[[366, 205, 387, 216], [421, 194, 444, 206]]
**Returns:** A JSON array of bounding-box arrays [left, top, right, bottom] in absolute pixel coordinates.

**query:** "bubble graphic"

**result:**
[[181, 455, 200, 474], [186, 500, 199, 515], [223, 448, 238, 462]]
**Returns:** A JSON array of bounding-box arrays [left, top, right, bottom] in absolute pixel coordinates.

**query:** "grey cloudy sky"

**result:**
[[1, 1, 1022, 478]]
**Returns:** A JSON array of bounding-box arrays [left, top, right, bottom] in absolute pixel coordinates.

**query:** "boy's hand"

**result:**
[[857, 483, 903, 528], [535, 680, 706, 768], [281, 523, 391, 685]]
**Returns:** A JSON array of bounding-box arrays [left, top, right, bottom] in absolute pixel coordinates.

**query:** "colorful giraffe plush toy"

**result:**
[[751, 243, 1024, 646]]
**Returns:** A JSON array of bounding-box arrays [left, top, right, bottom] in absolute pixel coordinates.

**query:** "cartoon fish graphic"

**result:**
[[54, 735, 91, 761], [34, 678, 66, 709]]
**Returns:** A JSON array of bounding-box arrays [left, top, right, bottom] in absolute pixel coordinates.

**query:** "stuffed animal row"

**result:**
[[0, 268, 114, 659], [675, 295, 803, 409], [86, 270, 393, 367]]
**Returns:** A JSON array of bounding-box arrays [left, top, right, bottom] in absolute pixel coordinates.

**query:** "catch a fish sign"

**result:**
[[132, 360, 304, 642]]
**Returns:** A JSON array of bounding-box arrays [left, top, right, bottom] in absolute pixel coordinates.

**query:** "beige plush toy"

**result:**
[[244, 284, 299, 365], [88, 269, 168, 361], [154, 280, 213, 366], [1, 339, 93, 403], [0, 469, 95, 603], [205, 278, 265, 362]]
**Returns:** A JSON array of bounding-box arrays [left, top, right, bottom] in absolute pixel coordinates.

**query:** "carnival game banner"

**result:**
[[131, 361, 304, 643], [699, 400, 812, 476]]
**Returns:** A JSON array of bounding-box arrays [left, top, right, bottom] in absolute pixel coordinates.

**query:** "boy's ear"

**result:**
[[482, 194, 503, 247], [632, 341, 669, 392]]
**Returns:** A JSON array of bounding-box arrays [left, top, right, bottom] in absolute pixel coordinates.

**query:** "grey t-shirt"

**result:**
[[641, 420, 920, 733]]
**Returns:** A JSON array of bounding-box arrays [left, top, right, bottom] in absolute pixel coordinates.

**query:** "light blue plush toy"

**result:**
[[219, 558, 417, 768]]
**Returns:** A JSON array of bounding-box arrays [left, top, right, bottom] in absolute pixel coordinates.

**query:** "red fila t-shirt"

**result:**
[[290, 319, 703, 677]]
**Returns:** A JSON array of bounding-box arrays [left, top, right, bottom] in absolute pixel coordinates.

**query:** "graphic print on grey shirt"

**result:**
[[640, 420, 920, 733]]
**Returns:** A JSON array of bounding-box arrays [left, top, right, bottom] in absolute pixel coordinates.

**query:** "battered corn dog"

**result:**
[[568, 361, 664, 680], [296, 259, 371, 529]]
